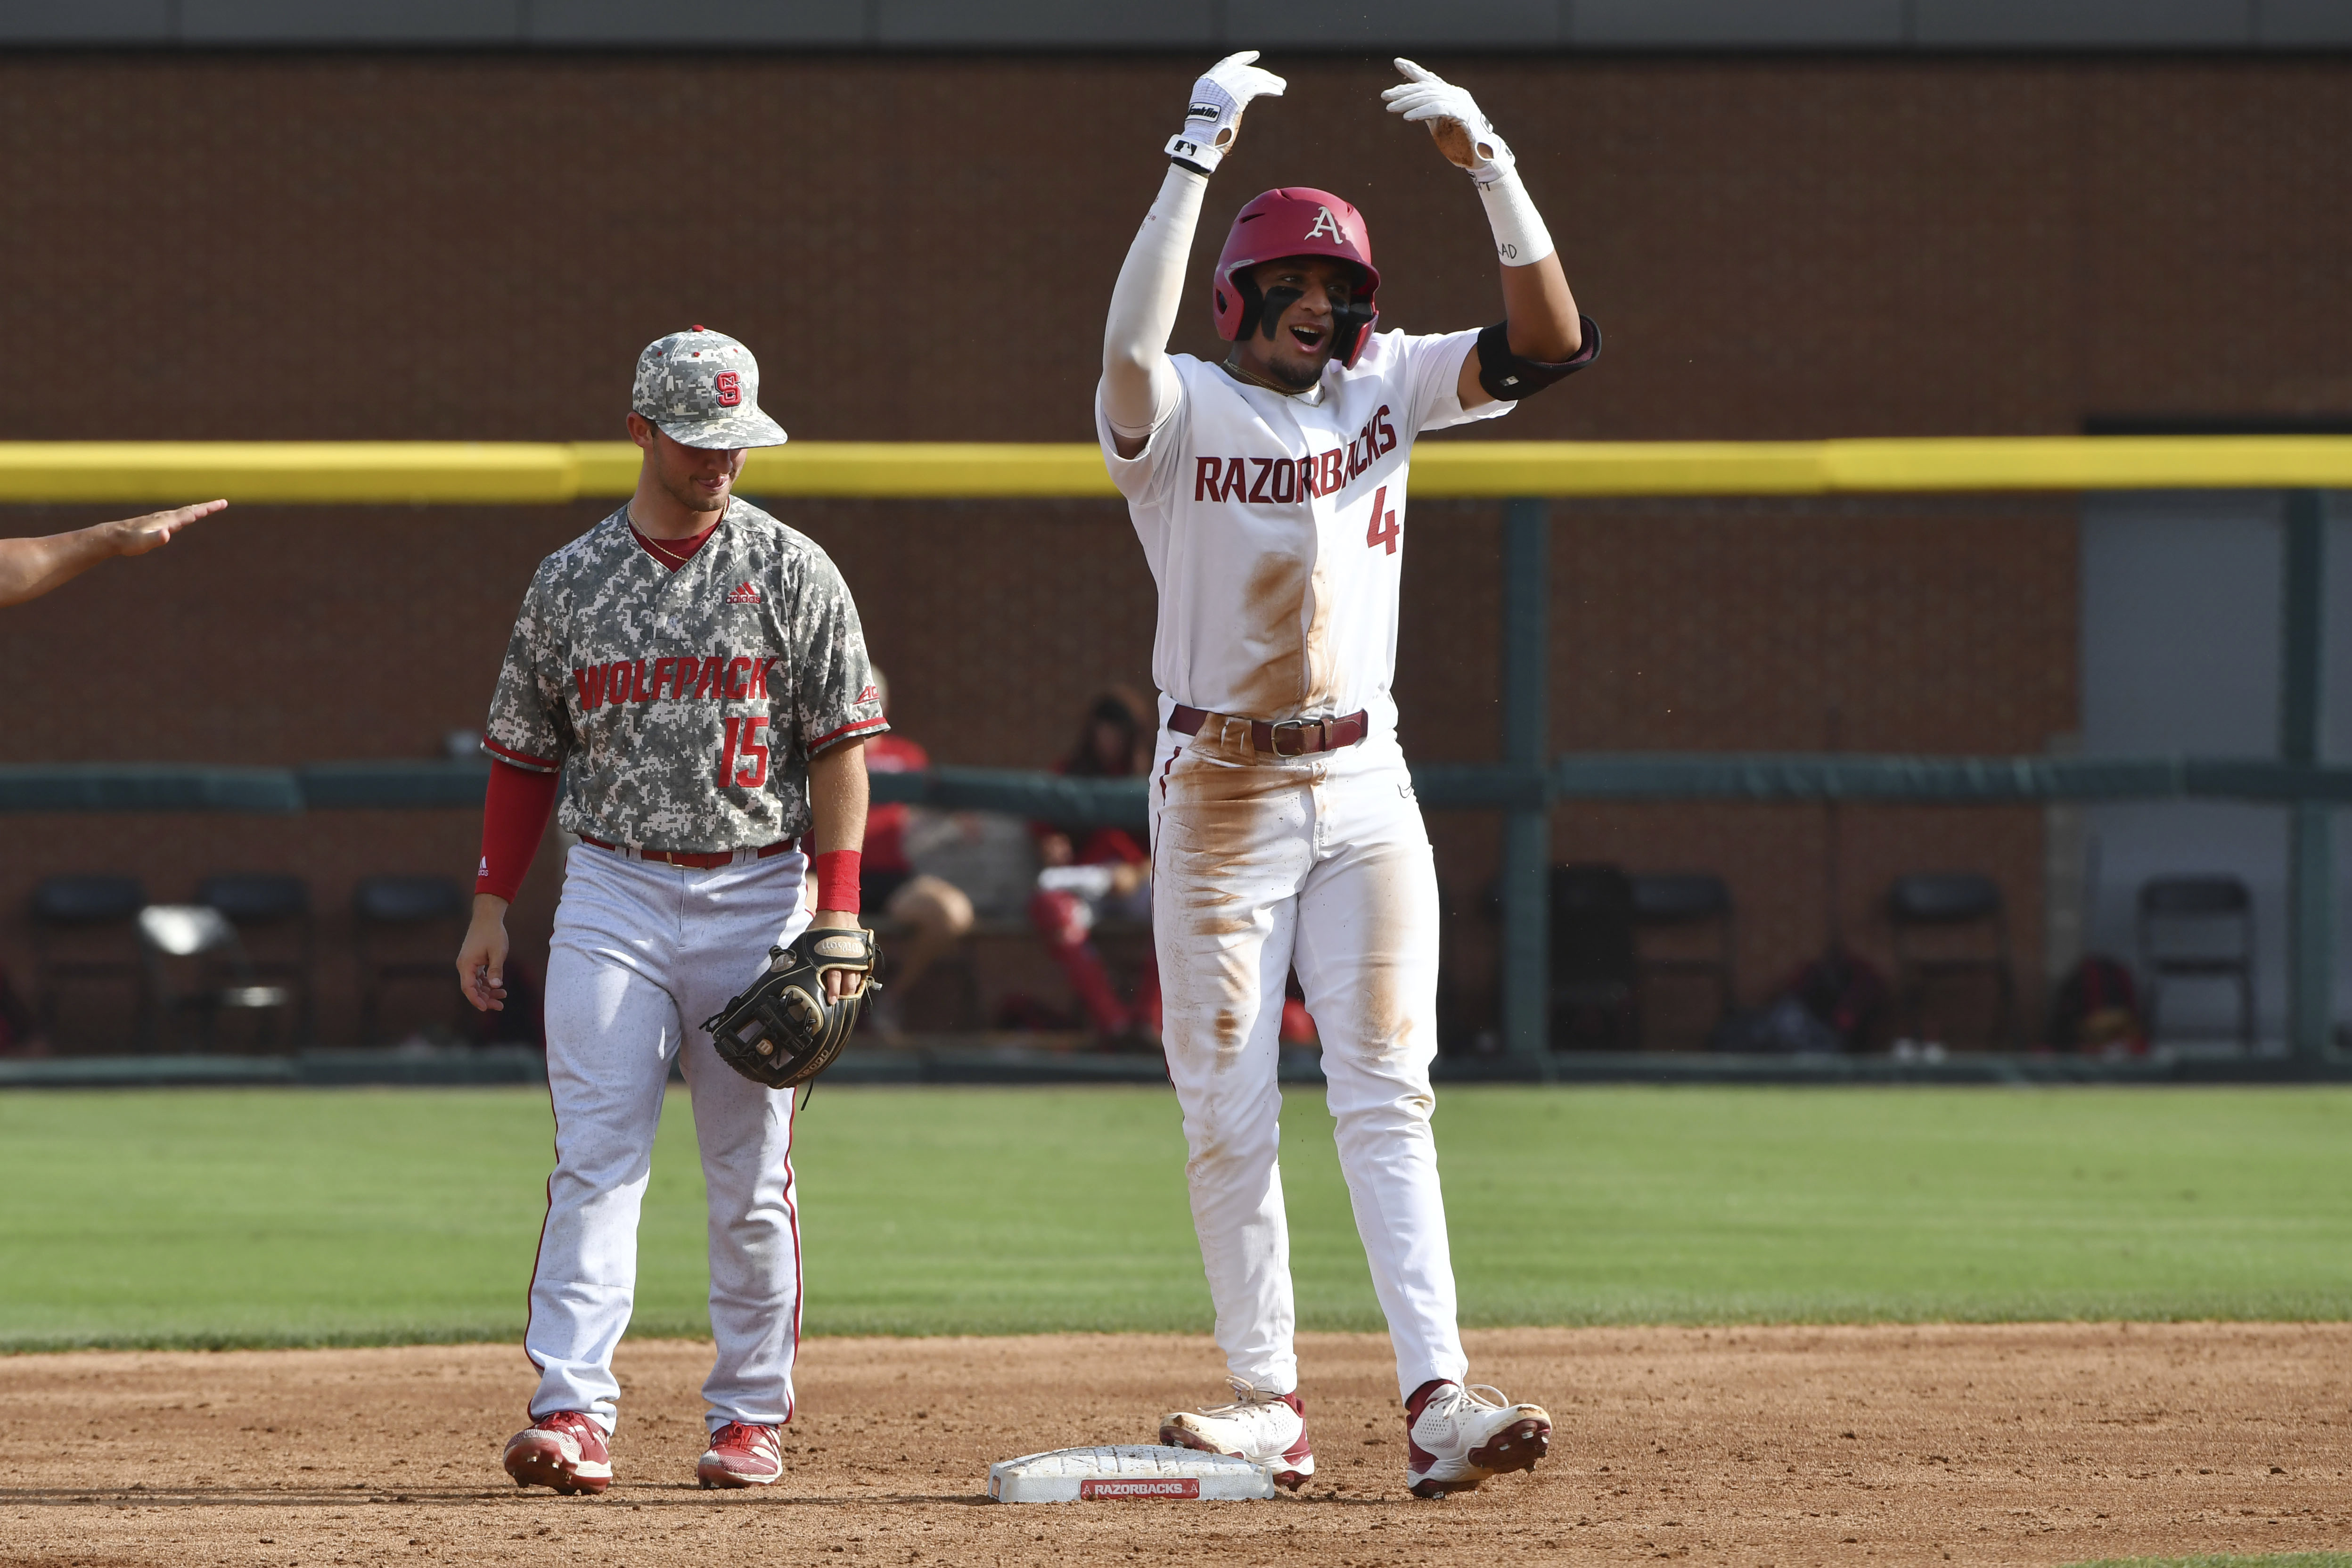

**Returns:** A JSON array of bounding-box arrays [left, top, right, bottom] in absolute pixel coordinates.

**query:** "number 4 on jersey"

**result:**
[[1364, 484, 1399, 555]]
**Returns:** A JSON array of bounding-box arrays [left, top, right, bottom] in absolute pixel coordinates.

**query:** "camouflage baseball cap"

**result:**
[[630, 326, 788, 450]]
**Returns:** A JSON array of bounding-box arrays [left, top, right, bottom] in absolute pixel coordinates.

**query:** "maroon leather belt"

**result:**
[[1169, 704, 1369, 757], [580, 834, 798, 870]]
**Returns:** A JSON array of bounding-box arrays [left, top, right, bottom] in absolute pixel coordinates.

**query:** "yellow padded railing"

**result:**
[[0, 436, 2348, 505]]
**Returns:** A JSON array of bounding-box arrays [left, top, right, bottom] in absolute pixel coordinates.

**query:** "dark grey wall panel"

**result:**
[[182, 1, 525, 44], [532, 0, 867, 45], [1913, 0, 2255, 47], [1571, 0, 1903, 47], [1229, 0, 1563, 48], [876, 0, 1217, 46], [0, 0, 169, 42], [0, 0, 2346, 49], [2259, 0, 2352, 43]]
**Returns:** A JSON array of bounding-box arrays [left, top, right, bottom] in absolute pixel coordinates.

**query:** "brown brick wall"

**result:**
[[1, 52, 2342, 1047]]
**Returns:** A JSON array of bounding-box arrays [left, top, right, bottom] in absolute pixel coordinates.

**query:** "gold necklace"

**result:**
[[627, 503, 708, 569], [1221, 352, 1316, 398], [641, 533, 696, 568]]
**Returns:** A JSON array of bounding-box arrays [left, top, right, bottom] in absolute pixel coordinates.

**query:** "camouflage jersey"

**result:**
[[482, 499, 887, 851]]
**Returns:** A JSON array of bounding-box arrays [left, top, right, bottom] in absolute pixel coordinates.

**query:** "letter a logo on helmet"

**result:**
[[1210, 188, 1382, 369]]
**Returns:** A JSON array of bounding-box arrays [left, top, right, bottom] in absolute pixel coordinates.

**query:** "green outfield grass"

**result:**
[[1, 1085, 2347, 1351], [2065, 1558, 2352, 1568]]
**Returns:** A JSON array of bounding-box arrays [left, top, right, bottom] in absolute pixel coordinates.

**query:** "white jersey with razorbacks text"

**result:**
[[1093, 327, 1510, 737]]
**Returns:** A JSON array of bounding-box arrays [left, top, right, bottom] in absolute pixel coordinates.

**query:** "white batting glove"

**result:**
[[1381, 58, 1516, 186], [1166, 50, 1287, 176]]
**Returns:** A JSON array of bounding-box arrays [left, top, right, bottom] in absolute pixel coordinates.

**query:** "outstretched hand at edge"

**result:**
[[109, 499, 227, 558], [0, 497, 229, 607]]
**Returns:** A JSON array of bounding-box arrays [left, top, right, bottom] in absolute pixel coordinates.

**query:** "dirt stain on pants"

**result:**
[[1148, 722, 1466, 1402]]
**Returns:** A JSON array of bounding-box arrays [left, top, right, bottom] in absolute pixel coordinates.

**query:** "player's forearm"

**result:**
[[0, 525, 120, 608], [1381, 59, 1583, 367], [0, 501, 223, 609], [1494, 238, 1582, 364], [807, 741, 869, 925], [475, 760, 561, 902], [807, 741, 870, 858], [1475, 162, 1580, 362], [1101, 163, 1205, 438]]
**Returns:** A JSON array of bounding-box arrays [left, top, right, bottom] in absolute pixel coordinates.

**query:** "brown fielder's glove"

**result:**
[[703, 926, 880, 1090]]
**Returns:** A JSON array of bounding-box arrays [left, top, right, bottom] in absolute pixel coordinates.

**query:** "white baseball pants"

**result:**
[[527, 842, 810, 1436], [1148, 719, 1468, 1404]]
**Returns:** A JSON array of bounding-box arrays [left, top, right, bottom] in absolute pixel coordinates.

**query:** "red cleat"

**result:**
[[697, 1421, 786, 1488], [503, 1411, 613, 1495]]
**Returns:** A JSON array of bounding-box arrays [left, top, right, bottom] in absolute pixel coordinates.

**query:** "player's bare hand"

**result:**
[[1381, 59, 1516, 184], [810, 909, 868, 1001], [1167, 50, 1287, 175], [107, 499, 227, 558], [457, 895, 511, 1012]]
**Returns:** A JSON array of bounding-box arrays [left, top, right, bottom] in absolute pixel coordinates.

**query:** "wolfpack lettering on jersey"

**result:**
[[1094, 328, 1508, 735], [484, 498, 886, 849]]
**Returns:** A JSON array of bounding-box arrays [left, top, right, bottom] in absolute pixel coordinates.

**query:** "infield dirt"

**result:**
[[2, 1324, 2345, 1567]]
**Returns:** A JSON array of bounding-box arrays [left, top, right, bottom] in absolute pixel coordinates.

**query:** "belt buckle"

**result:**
[[1265, 717, 1323, 757]]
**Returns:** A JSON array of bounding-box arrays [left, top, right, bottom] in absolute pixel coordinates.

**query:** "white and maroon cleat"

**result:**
[[502, 1411, 613, 1495], [1159, 1375, 1315, 1491], [697, 1421, 786, 1488], [1404, 1380, 1550, 1498]]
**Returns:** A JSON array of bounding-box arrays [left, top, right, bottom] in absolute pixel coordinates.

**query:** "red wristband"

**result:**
[[813, 849, 861, 913]]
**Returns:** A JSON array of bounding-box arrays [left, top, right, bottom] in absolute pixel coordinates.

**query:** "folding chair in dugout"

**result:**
[[1548, 863, 1639, 1050], [137, 904, 294, 1051], [1630, 872, 1737, 1034], [2137, 874, 2255, 1051], [29, 874, 147, 1044], [352, 875, 470, 1045], [1886, 871, 2020, 1050]]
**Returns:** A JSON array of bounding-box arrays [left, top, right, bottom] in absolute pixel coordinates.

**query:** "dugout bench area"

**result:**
[[2, 437, 2348, 1083]]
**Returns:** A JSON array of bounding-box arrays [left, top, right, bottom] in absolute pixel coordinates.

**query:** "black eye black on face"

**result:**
[[1258, 262, 1352, 309]]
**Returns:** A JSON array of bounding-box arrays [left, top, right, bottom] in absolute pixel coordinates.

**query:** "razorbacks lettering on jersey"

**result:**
[[1094, 328, 1509, 738], [483, 498, 886, 850]]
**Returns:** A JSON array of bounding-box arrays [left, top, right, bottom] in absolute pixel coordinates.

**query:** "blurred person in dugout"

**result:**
[[1029, 690, 1164, 1044], [859, 669, 974, 1037]]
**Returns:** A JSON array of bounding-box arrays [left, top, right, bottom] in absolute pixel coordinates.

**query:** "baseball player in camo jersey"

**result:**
[[1098, 56, 1598, 1496], [455, 327, 887, 1494]]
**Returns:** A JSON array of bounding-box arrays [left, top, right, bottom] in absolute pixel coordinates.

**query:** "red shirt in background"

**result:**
[[1031, 756, 1148, 868], [862, 731, 928, 874]]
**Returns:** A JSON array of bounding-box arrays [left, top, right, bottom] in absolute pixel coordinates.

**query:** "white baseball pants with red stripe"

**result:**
[[1148, 720, 1468, 1404], [528, 843, 809, 1436]]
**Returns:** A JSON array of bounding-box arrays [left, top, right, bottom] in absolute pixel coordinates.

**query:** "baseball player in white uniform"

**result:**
[[455, 327, 886, 1494], [1097, 55, 1598, 1497]]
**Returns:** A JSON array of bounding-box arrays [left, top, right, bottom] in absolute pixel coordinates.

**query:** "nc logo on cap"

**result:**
[[630, 327, 788, 451]]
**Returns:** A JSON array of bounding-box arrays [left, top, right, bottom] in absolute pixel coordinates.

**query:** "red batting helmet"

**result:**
[[1211, 188, 1382, 369]]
